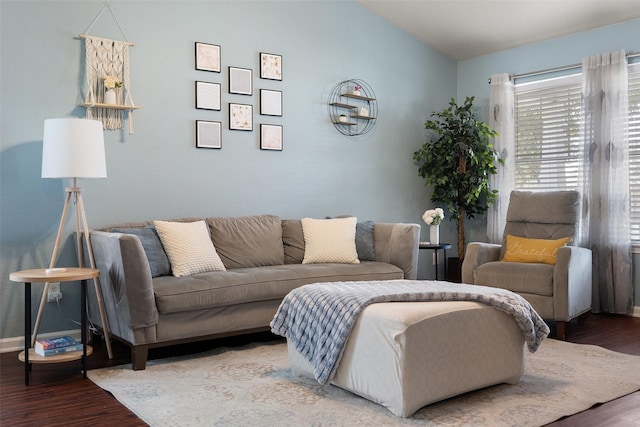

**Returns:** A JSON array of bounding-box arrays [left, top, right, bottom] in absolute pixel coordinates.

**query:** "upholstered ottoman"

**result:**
[[288, 300, 525, 417]]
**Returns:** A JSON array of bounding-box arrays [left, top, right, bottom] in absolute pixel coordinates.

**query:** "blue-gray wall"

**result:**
[[0, 1, 455, 340], [1, 2, 638, 343]]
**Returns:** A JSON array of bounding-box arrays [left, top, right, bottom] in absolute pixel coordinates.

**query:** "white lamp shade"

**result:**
[[41, 118, 107, 179]]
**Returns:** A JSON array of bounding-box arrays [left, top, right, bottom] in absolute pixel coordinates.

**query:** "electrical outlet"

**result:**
[[47, 282, 62, 302]]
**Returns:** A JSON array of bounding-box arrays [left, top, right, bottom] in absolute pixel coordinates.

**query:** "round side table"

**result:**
[[418, 242, 452, 280], [9, 267, 99, 385]]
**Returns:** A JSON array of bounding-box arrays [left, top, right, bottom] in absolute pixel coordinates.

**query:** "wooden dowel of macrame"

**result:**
[[78, 34, 135, 46]]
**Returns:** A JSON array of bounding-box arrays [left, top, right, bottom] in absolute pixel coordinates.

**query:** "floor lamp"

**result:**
[[35, 118, 113, 359]]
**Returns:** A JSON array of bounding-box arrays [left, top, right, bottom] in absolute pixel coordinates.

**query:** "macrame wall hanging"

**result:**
[[80, 3, 139, 134]]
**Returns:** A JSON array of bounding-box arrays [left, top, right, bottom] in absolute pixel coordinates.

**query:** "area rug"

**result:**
[[88, 339, 640, 426]]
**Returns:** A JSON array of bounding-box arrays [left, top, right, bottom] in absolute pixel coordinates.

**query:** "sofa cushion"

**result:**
[[282, 219, 305, 264], [301, 217, 359, 264], [207, 215, 284, 269], [154, 220, 226, 277], [473, 261, 554, 297], [152, 262, 404, 314], [111, 226, 171, 277], [355, 220, 375, 261]]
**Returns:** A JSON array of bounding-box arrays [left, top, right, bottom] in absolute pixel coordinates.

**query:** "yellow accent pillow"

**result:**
[[502, 235, 571, 265]]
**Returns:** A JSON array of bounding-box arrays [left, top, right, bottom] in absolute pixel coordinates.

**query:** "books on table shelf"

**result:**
[[34, 335, 83, 357], [35, 335, 76, 351], [35, 343, 84, 357]]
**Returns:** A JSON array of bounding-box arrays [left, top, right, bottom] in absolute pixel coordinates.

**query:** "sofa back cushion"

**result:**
[[207, 215, 284, 269], [282, 219, 305, 264], [111, 226, 172, 277]]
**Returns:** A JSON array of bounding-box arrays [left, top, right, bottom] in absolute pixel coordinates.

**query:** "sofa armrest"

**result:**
[[553, 246, 592, 321], [89, 230, 159, 344], [373, 223, 420, 280], [461, 242, 502, 284]]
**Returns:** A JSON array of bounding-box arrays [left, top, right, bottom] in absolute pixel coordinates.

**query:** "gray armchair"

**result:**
[[462, 190, 592, 339]]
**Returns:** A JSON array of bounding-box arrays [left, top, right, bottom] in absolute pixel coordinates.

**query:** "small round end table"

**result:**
[[9, 267, 99, 385]]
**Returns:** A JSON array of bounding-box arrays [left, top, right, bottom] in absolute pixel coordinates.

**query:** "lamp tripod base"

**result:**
[[31, 184, 113, 359]]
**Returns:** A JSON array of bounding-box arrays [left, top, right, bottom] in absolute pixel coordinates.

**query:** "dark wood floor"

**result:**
[[1, 313, 639, 427]]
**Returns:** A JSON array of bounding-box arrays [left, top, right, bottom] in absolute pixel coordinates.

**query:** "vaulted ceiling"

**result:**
[[358, 0, 640, 60]]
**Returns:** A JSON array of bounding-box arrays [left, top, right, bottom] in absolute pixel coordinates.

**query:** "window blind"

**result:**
[[629, 63, 640, 242], [514, 74, 583, 191]]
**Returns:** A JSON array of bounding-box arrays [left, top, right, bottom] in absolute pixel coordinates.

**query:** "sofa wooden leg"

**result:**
[[132, 345, 148, 370], [555, 321, 567, 340]]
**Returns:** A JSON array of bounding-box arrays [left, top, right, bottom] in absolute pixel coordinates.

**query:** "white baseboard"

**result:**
[[0, 329, 81, 353], [634, 306, 640, 318]]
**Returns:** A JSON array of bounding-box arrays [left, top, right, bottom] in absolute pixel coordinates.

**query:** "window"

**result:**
[[514, 65, 640, 243]]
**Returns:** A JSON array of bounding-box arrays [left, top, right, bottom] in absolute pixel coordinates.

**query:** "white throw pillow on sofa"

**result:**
[[301, 217, 360, 264], [154, 220, 226, 277]]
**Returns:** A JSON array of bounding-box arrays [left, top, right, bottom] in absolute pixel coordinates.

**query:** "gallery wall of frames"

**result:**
[[194, 42, 283, 151]]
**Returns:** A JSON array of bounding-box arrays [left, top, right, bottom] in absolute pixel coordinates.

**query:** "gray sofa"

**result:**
[[88, 214, 420, 369]]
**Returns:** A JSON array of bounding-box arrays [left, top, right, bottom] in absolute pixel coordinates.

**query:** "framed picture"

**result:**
[[260, 89, 282, 116], [229, 66, 252, 95], [196, 120, 222, 149], [195, 81, 221, 110], [260, 124, 283, 151], [229, 103, 253, 131], [260, 52, 282, 81], [195, 42, 220, 73]]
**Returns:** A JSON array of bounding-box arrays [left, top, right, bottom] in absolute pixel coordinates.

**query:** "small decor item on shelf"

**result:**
[[359, 107, 369, 117], [352, 84, 362, 96], [422, 208, 444, 226], [423, 208, 444, 244], [103, 76, 121, 104], [430, 225, 440, 245], [104, 90, 116, 105], [339, 114, 347, 123]]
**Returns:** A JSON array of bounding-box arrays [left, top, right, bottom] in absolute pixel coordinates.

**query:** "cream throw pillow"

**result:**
[[154, 220, 226, 277], [301, 217, 360, 264]]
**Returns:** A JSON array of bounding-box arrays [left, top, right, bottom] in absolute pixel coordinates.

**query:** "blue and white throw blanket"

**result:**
[[270, 280, 550, 385]]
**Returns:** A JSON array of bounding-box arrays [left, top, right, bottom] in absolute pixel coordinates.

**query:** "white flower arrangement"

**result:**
[[103, 76, 122, 90], [422, 208, 444, 226]]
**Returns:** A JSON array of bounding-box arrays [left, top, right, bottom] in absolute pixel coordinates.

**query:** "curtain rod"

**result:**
[[488, 51, 640, 84]]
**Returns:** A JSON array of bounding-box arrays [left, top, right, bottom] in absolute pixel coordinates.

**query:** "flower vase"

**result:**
[[104, 89, 116, 105], [430, 225, 440, 245]]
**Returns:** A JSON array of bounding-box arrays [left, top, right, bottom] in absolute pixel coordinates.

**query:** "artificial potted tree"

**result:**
[[413, 96, 503, 281]]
